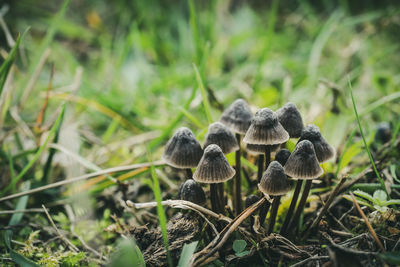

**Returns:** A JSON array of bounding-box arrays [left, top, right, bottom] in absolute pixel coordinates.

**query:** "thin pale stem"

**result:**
[[234, 133, 242, 215], [267, 195, 281, 234], [280, 179, 302, 236], [287, 179, 312, 237]]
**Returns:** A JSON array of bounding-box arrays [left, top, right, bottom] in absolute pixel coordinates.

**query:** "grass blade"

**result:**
[[148, 149, 172, 267], [193, 63, 212, 123], [1, 104, 66, 196], [348, 77, 388, 196], [178, 241, 198, 267]]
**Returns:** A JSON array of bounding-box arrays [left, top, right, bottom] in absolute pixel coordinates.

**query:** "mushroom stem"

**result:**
[[267, 195, 281, 234], [280, 179, 302, 236], [210, 183, 224, 214], [218, 183, 225, 212], [258, 199, 271, 226], [287, 179, 312, 237], [265, 146, 271, 170], [234, 133, 242, 215], [186, 168, 193, 179], [257, 154, 264, 182]]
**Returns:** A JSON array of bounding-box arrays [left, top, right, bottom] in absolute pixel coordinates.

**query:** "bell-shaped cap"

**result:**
[[275, 149, 291, 166], [298, 124, 335, 163], [162, 127, 203, 169], [246, 143, 279, 155], [258, 161, 291, 196], [220, 99, 253, 134], [243, 108, 289, 145], [245, 194, 260, 208], [193, 144, 235, 184], [276, 102, 304, 138], [203, 122, 239, 154], [178, 179, 206, 205], [284, 140, 323, 179]]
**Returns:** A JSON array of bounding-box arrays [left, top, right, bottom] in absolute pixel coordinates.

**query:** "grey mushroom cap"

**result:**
[[298, 124, 335, 163], [203, 122, 239, 154], [258, 161, 291, 196], [162, 127, 203, 169], [283, 140, 323, 179], [275, 149, 291, 166], [220, 99, 253, 134], [243, 108, 289, 145], [193, 144, 235, 184], [178, 179, 206, 205], [245, 195, 260, 208], [246, 143, 279, 155], [276, 102, 304, 138]]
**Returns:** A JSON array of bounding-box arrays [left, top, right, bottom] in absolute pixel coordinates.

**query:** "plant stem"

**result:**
[[186, 168, 193, 179], [267, 195, 281, 234], [218, 183, 225, 213], [287, 179, 312, 236], [210, 183, 223, 214], [265, 145, 271, 169], [280, 179, 302, 236], [234, 133, 242, 215], [257, 154, 264, 182], [258, 200, 271, 226]]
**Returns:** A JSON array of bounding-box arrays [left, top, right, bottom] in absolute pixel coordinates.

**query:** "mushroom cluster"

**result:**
[[161, 99, 335, 237]]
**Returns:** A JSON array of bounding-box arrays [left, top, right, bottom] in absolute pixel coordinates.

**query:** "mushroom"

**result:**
[[193, 144, 235, 214], [162, 127, 203, 179], [298, 124, 335, 163], [220, 99, 253, 215], [258, 161, 291, 234], [203, 122, 239, 154], [178, 179, 206, 205], [244, 108, 289, 179], [276, 102, 304, 139], [282, 140, 323, 236], [274, 148, 291, 166]]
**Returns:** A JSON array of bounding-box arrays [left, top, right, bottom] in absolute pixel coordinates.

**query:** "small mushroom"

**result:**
[[220, 99, 253, 215], [178, 179, 206, 205], [282, 140, 323, 236], [276, 102, 304, 139], [298, 124, 335, 163], [275, 148, 291, 166], [193, 144, 235, 214], [203, 122, 239, 154], [258, 161, 291, 232], [162, 127, 203, 179]]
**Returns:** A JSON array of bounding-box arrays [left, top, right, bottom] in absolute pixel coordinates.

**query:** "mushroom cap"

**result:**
[[193, 144, 235, 184], [220, 99, 253, 134], [275, 149, 291, 166], [283, 140, 323, 179], [203, 122, 239, 154], [246, 143, 279, 155], [258, 161, 291, 196], [245, 194, 260, 208], [298, 124, 335, 163], [162, 127, 203, 168], [243, 108, 289, 145], [178, 179, 206, 205], [276, 102, 304, 138]]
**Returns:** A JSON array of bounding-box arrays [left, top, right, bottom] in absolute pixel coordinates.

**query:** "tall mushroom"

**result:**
[[220, 99, 253, 215], [298, 124, 335, 163], [282, 140, 323, 236], [244, 108, 289, 225], [276, 102, 304, 140], [193, 144, 235, 214], [258, 161, 291, 234], [162, 127, 203, 179]]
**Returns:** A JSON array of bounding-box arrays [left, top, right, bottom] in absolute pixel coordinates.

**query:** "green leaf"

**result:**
[[353, 190, 374, 203], [178, 241, 198, 267], [233, 239, 247, 254], [108, 238, 145, 267], [382, 199, 400, 206], [193, 63, 212, 124], [372, 190, 387, 204], [378, 252, 400, 265], [236, 250, 250, 257]]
